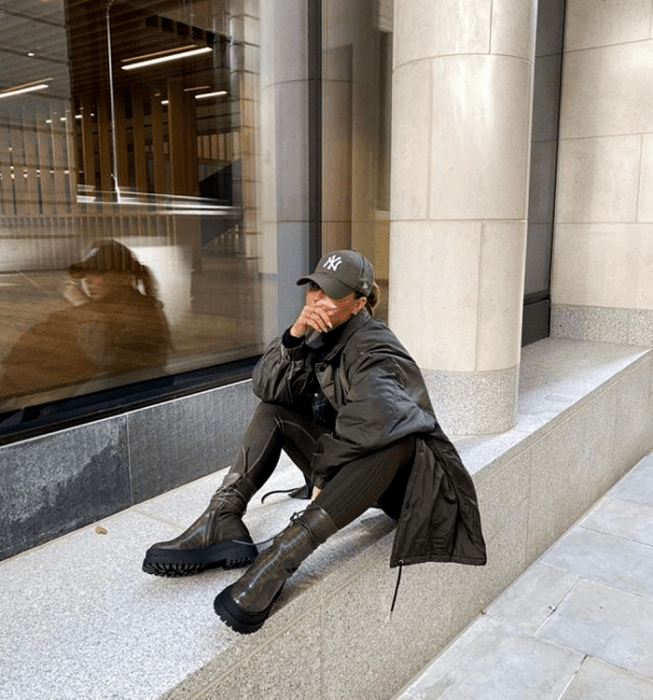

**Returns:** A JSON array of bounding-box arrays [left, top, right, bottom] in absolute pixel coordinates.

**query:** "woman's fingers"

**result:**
[[300, 298, 336, 332], [291, 298, 338, 337], [305, 304, 333, 332]]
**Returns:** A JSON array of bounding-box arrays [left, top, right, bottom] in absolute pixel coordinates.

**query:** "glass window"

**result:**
[[0, 0, 395, 421], [0, 0, 265, 411], [321, 0, 392, 322]]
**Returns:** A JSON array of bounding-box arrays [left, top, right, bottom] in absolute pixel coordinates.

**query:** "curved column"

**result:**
[[389, 0, 537, 435]]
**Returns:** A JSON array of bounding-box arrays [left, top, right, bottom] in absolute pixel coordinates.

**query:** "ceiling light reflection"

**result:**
[[121, 46, 212, 70], [0, 83, 49, 99], [195, 90, 227, 99]]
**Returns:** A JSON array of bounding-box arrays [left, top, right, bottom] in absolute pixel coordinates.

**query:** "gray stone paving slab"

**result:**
[[561, 657, 653, 700], [484, 563, 578, 635], [394, 452, 653, 700], [539, 526, 653, 598], [626, 451, 653, 479], [0, 508, 243, 700], [391, 615, 583, 700], [609, 466, 653, 508], [538, 578, 653, 680], [581, 497, 653, 547]]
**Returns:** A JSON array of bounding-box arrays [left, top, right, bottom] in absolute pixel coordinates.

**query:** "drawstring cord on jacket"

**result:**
[[384, 560, 404, 624], [390, 562, 403, 614]]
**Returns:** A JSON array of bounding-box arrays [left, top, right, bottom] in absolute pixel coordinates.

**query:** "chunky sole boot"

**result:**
[[214, 505, 337, 633], [142, 476, 259, 577], [213, 582, 285, 634], [142, 536, 258, 577]]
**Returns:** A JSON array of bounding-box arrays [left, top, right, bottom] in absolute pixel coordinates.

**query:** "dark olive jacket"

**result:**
[[252, 310, 487, 569]]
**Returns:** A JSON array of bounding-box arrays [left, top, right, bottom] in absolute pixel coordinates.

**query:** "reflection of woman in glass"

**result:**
[[0, 239, 171, 400]]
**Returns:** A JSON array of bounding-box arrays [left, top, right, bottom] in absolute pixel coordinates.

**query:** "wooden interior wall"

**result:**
[[0, 94, 234, 213], [0, 0, 247, 268], [131, 87, 148, 193], [0, 102, 76, 219]]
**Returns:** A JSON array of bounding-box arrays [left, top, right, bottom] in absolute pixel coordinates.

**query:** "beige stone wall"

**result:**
[[552, 0, 653, 342]]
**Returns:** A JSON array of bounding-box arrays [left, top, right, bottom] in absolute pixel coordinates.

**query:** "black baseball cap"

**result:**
[[296, 250, 374, 299], [68, 239, 143, 278]]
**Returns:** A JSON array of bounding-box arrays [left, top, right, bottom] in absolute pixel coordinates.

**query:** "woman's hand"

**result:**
[[290, 292, 337, 338], [63, 280, 89, 307]]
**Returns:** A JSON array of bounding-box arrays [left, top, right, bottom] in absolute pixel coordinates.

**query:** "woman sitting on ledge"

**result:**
[[143, 250, 486, 634]]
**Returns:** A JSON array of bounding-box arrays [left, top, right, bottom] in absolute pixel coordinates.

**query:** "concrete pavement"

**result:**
[[391, 450, 653, 700]]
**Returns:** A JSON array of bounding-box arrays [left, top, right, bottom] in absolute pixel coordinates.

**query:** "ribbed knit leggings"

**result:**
[[228, 401, 415, 529]]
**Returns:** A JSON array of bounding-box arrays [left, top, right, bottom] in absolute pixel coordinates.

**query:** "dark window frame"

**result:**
[[521, 0, 567, 347], [0, 357, 259, 446]]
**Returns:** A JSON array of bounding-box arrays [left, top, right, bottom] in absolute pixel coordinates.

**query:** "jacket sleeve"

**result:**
[[251, 334, 315, 408], [310, 349, 436, 488]]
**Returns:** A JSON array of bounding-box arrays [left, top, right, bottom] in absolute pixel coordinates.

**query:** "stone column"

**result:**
[[389, 0, 537, 435], [259, 0, 312, 338]]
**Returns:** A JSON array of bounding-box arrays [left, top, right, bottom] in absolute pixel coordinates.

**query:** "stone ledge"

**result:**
[[0, 379, 258, 562], [1, 338, 652, 700]]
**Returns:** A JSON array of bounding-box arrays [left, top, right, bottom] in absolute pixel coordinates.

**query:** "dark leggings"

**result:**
[[230, 402, 415, 529]]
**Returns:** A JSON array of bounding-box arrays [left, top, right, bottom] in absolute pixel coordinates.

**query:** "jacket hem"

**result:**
[[390, 554, 487, 569]]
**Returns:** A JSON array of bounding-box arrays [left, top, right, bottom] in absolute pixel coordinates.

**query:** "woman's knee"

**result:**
[[251, 401, 280, 420], [247, 402, 289, 432]]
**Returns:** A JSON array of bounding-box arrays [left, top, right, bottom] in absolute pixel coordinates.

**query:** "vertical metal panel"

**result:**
[[522, 0, 567, 346], [97, 93, 113, 197], [150, 91, 166, 194]]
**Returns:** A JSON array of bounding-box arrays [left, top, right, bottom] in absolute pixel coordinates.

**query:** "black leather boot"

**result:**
[[213, 505, 337, 634], [142, 472, 259, 577]]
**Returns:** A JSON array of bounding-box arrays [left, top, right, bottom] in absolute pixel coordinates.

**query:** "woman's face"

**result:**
[[306, 283, 365, 330], [82, 271, 129, 300]]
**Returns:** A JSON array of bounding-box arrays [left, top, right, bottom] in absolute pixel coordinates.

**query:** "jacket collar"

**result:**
[[322, 308, 371, 362]]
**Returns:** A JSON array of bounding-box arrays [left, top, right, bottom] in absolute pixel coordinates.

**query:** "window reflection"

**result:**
[[320, 0, 392, 322], [0, 0, 263, 410], [0, 239, 170, 399], [0, 0, 395, 415]]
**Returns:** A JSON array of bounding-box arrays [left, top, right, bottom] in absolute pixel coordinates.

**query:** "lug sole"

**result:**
[[142, 537, 258, 577], [213, 583, 284, 634]]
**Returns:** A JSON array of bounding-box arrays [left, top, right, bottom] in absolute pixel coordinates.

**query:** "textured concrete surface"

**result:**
[[1, 338, 652, 700], [392, 452, 653, 700], [0, 456, 329, 700]]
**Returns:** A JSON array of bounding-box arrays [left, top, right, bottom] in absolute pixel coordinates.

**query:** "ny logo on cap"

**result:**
[[324, 254, 343, 272]]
